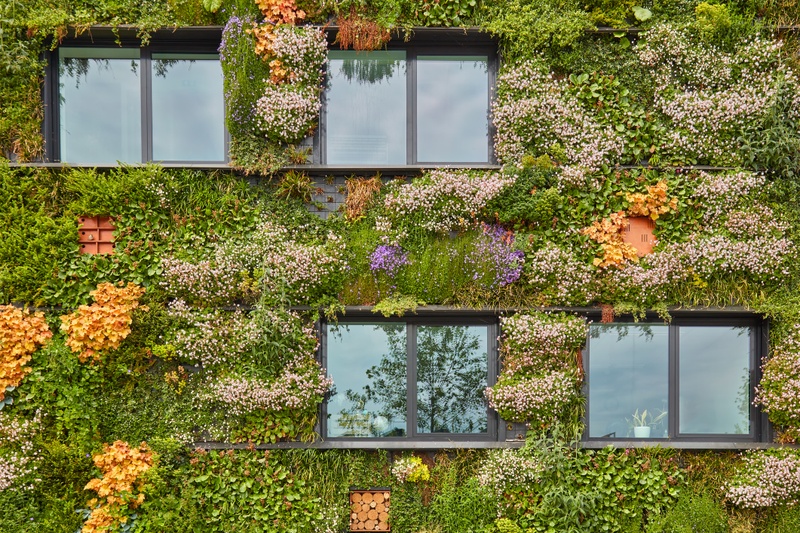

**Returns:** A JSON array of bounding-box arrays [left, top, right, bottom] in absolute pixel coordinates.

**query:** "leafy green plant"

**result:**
[[646, 488, 728, 533]]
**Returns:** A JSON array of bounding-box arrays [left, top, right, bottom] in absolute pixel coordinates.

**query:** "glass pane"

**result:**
[[679, 326, 751, 435], [326, 323, 407, 437], [59, 48, 141, 163], [417, 56, 489, 163], [325, 51, 406, 165], [151, 54, 225, 162], [416, 325, 488, 434], [588, 324, 669, 438]]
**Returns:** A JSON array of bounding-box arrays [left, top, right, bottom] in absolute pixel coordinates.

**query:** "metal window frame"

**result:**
[[584, 315, 768, 444], [44, 28, 228, 165], [317, 32, 498, 167], [319, 314, 499, 443]]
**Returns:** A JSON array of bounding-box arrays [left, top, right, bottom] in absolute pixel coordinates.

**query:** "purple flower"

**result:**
[[369, 245, 409, 277]]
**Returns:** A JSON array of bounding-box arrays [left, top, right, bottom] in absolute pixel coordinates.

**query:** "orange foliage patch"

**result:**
[[0, 306, 52, 401], [82, 440, 154, 533], [60, 283, 146, 363], [581, 211, 640, 268], [255, 0, 306, 24], [626, 180, 678, 220]]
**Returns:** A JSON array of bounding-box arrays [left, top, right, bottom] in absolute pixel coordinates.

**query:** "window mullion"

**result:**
[[407, 322, 417, 437], [668, 325, 679, 438], [408, 50, 416, 165], [141, 48, 152, 162]]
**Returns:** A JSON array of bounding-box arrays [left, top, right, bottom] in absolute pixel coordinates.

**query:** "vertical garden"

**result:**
[[3, 0, 800, 531]]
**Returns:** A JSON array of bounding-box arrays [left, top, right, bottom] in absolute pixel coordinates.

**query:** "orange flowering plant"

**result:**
[[60, 283, 146, 363], [81, 440, 155, 533], [0, 306, 52, 405]]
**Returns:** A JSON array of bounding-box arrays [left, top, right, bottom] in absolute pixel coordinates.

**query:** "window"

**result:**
[[322, 317, 497, 439], [49, 37, 226, 164], [319, 36, 495, 166], [586, 318, 765, 442]]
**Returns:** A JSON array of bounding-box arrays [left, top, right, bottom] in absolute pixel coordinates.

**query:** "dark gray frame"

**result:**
[[584, 314, 769, 444], [319, 314, 499, 443], [43, 27, 228, 165], [316, 30, 498, 167]]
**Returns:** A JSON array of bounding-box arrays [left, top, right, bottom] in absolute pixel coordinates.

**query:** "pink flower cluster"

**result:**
[[161, 217, 342, 305], [726, 449, 800, 507], [525, 244, 598, 306], [381, 170, 515, 234], [614, 232, 794, 303], [161, 253, 245, 306], [638, 24, 797, 166], [492, 60, 624, 187], [269, 26, 327, 85], [485, 370, 579, 426], [477, 448, 542, 495], [204, 361, 333, 417], [724, 206, 789, 240], [260, 236, 342, 298], [754, 325, 800, 428], [168, 301, 260, 368], [0, 410, 42, 491], [255, 84, 321, 142], [693, 171, 766, 225], [500, 312, 588, 375]]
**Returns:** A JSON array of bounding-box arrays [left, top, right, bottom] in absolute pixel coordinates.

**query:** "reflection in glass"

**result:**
[[679, 326, 751, 434], [417, 56, 489, 163], [416, 325, 488, 434], [326, 323, 407, 437], [588, 324, 669, 438], [152, 54, 225, 162], [326, 51, 406, 165], [59, 48, 141, 163]]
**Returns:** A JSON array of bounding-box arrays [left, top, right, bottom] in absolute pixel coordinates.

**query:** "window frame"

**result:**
[[583, 313, 770, 445], [319, 313, 499, 442], [314, 29, 498, 169], [44, 27, 228, 165]]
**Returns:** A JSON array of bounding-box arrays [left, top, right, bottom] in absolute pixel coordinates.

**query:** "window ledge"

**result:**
[[194, 439, 525, 450], [193, 439, 787, 451], [582, 440, 784, 450], [8, 162, 232, 171], [284, 164, 503, 176]]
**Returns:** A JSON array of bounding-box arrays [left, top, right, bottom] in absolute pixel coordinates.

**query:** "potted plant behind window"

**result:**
[[629, 409, 667, 438]]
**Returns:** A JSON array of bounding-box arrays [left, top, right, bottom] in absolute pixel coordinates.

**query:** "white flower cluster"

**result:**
[[492, 60, 624, 188], [0, 410, 42, 492], [525, 244, 598, 306], [202, 358, 333, 417], [726, 450, 800, 507], [255, 84, 321, 142], [379, 169, 515, 236], [476, 448, 542, 495], [270, 26, 328, 85], [485, 370, 580, 426], [639, 24, 798, 165]]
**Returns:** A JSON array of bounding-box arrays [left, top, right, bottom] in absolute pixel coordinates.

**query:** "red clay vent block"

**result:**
[[350, 489, 390, 531], [622, 216, 655, 257], [78, 216, 115, 255]]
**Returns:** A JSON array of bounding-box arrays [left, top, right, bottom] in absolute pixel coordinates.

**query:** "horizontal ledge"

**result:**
[[194, 439, 788, 451], [300, 305, 762, 318], [8, 162, 745, 175], [11, 305, 761, 316], [582, 440, 787, 450], [8, 162, 232, 170], [194, 439, 524, 450]]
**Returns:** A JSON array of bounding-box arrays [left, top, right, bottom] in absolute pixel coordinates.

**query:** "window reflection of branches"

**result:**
[[335, 57, 403, 84], [589, 323, 657, 341]]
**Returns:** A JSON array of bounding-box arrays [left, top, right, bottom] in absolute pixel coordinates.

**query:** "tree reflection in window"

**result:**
[[326, 323, 488, 437]]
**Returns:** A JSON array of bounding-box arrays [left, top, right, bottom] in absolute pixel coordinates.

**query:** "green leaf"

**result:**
[[632, 6, 652, 21], [202, 0, 223, 14]]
